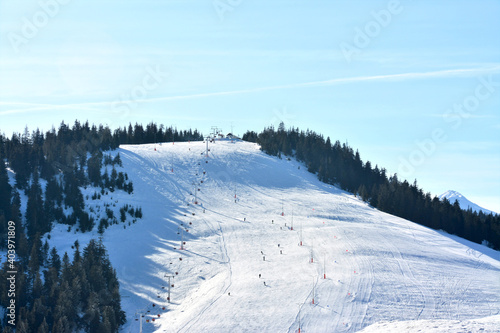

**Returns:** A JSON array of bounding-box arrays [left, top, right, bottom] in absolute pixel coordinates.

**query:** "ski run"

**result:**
[[41, 140, 500, 332]]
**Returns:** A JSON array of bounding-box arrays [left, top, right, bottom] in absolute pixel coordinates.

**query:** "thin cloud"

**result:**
[[1, 66, 499, 116], [428, 114, 498, 119]]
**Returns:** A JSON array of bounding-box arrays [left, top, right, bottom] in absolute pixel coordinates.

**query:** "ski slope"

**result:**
[[46, 140, 500, 332]]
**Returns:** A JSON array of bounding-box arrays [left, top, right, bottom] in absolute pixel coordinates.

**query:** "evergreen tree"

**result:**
[[26, 170, 48, 237], [73, 240, 81, 263], [49, 247, 62, 273], [16, 229, 30, 269], [33, 272, 43, 300], [10, 189, 22, 223], [9, 136, 31, 189], [0, 150, 12, 221], [113, 153, 122, 167], [63, 171, 84, 214], [110, 167, 118, 190], [44, 176, 64, 223], [28, 237, 42, 277], [41, 240, 49, 266], [87, 151, 103, 186], [37, 317, 49, 333], [61, 252, 72, 283], [52, 315, 72, 333], [357, 184, 369, 202], [79, 211, 95, 233]]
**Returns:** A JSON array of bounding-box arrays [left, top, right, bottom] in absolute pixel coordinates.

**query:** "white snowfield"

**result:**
[[358, 314, 500, 333], [48, 140, 500, 332]]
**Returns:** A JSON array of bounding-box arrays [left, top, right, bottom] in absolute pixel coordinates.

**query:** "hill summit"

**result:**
[[439, 190, 496, 215]]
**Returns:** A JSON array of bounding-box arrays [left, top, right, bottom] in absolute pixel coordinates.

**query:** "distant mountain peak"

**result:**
[[440, 190, 462, 197], [439, 190, 495, 215]]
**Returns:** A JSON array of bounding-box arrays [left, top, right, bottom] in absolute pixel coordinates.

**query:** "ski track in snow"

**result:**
[[372, 219, 436, 321], [177, 216, 233, 333], [40, 140, 500, 333]]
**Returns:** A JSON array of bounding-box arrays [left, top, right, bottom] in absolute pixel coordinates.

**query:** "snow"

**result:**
[[41, 140, 500, 332], [358, 314, 500, 333], [439, 190, 497, 215]]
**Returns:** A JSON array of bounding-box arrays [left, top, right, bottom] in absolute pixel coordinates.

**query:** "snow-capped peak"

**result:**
[[438, 190, 495, 215]]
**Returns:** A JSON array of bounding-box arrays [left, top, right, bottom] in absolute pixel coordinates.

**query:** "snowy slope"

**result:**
[[359, 314, 500, 333], [439, 190, 497, 215], [45, 140, 500, 333]]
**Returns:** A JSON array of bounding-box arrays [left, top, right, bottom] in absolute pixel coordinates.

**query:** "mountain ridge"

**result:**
[[439, 190, 496, 215]]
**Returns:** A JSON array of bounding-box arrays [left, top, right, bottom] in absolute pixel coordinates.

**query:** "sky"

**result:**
[[0, 0, 499, 212]]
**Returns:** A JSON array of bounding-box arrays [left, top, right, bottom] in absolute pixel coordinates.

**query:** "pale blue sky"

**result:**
[[1, 0, 499, 212]]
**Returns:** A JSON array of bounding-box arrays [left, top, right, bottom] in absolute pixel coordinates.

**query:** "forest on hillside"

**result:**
[[243, 124, 500, 250], [0, 121, 200, 332], [0, 239, 124, 333], [0, 121, 200, 238]]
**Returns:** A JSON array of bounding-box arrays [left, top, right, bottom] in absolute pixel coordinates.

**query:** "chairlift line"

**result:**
[[164, 274, 175, 303]]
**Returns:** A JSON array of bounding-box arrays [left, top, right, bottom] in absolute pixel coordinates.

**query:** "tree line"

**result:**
[[1, 123, 131, 242], [0, 120, 202, 190], [0, 238, 125, 332], [0, 121, 200, 240], [243, 124, 500, 250]]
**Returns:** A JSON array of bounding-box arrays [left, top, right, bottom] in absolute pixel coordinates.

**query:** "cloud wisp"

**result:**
[[2, 66, 499, 116]]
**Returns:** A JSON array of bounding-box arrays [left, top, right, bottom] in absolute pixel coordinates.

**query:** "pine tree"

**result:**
[[33, 271, 43, 300], [54, 280, 75, 328], [70, 275, 83, 315], [52, 316, 72, 333], [73, 240, 81, 263], [49, 247, 61, 273], [79, 211, 95, 233], [113, 153, 122, 167], [16, 230, 30, 269], [63, 171, 84, 214], [26, 170, 48, 237], [15, 317, 30, 333], [103, 168, 110, 189], [0, 150, 12, 221], [61, 252, 72, 283], [97, 317, 112, 333], [42, 267, 59, 308], [116, 172, 125, 189], [10, 189, 22, 223], [357, 184, 369, 202], [28, 237, 42, 277], [37, 317, 49, 333], [87, 151, 103, 186], [10, 140, 30, 189], [41, 240, 49, 266], [98, 219, 107, 234], [110, 167, 117, 189], [29, 298, 48, 330], [44, 176, 63, 223], [84, 292, 101, 332]]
